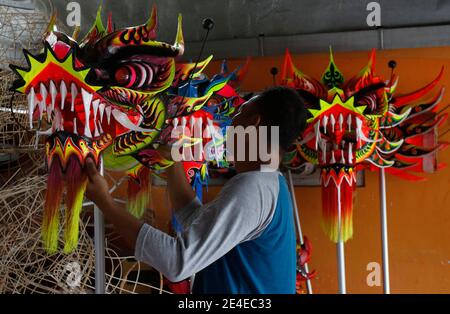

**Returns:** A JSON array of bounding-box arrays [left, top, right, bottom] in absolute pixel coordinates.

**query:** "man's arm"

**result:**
[[83, 156, 201, 251], [165, 162, 196, 210], [84, 158, 144, 251]]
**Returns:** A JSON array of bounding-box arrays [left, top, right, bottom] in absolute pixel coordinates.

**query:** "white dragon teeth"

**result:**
[[39, 83, 50, 122], [73, 118, 77, 134], [338, 113, 343, 131], [70, 82, 77, 112], [314, 121, 320, 150], [92, 99, 99, 117], [330, 113, 336, 131], [97, 120, 103, 134], [356, 117, 362, 129], [60, 81, 67, 110], [322, 115, 328, 134], [38, 97, 45, 120], [330, 150, 336, 164], [92, 99, 100, 137], [49, 80, 57, 113], [355, 117, 362, 144], [81, 88, 93, 138], [52, 109, 63, 132], [347, 114, 352, 131], [340, 149, 345, 164], [26, 79, 167, 139], [27, 87, 36, 129], [39, 83, 47, 104], [105, 106, 112, 125], [98, 102, 105, 122]]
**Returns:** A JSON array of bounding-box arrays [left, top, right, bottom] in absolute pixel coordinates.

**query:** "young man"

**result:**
[[84, 86, 308, 293]]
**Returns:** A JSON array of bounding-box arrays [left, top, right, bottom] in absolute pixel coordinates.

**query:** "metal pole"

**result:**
[[94, 158, 105, 294], [336, 186, 346, 294], [379, 168, 391, 294], [286, 170, 313, 294]]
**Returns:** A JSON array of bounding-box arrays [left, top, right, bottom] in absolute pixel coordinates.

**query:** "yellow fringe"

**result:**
[[63, 179, 88, 254], [321, 214, 353, 243], [42, 209, 60, 254], [128, 188, 150, 218]]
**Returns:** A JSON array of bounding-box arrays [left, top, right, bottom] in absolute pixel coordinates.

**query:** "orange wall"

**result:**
[[149, 47, 450, 294]]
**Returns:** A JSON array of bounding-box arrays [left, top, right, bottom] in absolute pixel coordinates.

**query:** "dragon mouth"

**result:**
[[306, 111, 370, 187], [26, 80, 154, 140], [308, 112, 367, 166], [11, 39, 158, 142]]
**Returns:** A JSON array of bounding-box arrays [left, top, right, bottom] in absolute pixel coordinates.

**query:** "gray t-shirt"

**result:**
[[134, 170, 281, 282]]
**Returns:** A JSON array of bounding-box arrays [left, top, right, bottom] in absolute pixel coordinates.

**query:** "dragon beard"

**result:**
[[43, 132, 111, 253]]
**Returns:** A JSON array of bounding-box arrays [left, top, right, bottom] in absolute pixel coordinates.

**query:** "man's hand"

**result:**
[[84, 157, 113, 208], [83, 157, 144, 251]]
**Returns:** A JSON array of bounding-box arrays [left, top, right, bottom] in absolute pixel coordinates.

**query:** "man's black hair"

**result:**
[[253, 86, 308, 151]]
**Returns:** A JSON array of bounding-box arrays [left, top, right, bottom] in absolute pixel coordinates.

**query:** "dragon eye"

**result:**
[[114, 67, 131, 85], [114, 62, 154, 89]]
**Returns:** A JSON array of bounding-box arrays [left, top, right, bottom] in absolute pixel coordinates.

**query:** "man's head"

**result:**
[[230, 86, 307, 170]]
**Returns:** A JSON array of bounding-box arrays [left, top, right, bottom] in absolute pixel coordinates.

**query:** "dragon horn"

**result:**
[[282, 48, 325, 98], [106, 11, 113, 33], [80, 5, 105, 46], [172, 14, 184, 56], [221, 59, 228, 75], [280, 48, 292, 83], [145, 5, 158, 39], [71, 25, 80, 40], [43, 11, 57, 35], [393, 67, 444, 107], [235, 57, 251, 82], [344, 48, 377, 93], [366, 48, 376, 74]]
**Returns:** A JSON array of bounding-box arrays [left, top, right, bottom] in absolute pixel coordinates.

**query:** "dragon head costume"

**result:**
[[9, 5, 242, 253], [281, 49, 447, 243]]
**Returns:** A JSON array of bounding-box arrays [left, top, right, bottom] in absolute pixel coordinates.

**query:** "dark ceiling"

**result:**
[[28, 0, 450, 58]]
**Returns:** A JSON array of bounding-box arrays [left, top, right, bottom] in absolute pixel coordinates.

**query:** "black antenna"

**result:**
[[179, 17, 215, 107], [270, 67, 278, 86], [388, 60, 397, 83]]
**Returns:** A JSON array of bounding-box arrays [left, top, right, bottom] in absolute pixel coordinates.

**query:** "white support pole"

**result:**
[[336, 186, 346, 294], [379, 168, 391, 294], [94, 158, 105, 294], [286, 170, 313, 294]]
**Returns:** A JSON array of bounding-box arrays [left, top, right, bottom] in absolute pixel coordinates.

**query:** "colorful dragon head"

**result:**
[[281, 49, 448, 243], [9, 5, 233, 253]]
